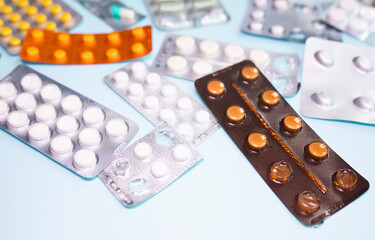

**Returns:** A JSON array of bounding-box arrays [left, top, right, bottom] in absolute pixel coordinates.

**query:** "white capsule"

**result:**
[[131, 61, 147, 79], [56, 115, 78, 135], [224, 44, 245, 60], [111, 71, 129, 88], [73, 149, 97, 170], [249, 49, 270, 66], [145, 72, 162, 88], [167, 55, 188, 73], [143, 96, 159, 110], [0, 100, 9, 119], [338, 0, 359, 13], [192, 61, 214, 76], [347, 17, 369, 35], [194, 110, 210, 125], [126, 83, 144, 98], [250, 22, 263, 32], [177, 97, 193, 111], [134, 142, 152, 160], [78, 127, 101, 148], [105, 118, 128, 139], [21, 73, 42, 92], [311, 92, 334, 108], [61, 95, 83, 114], [82, 106, 105, 126], [0, 82, 17, 99], [7, 111, 30, 129], [50, 135, 73, 155], [314, 51, 334, 68], [28, 122, 50, 142], [40, 84, 62, 103], [175, 36, 196, 54], [177, 123, 194, 141], [151, 161, 170, 178], [158, 108, 176, 124], [161, 84, 177, 99], [199, 40, 220, 57], [353, 97, 374, 113], [353, 56, 373, 74], [270, 25, 285, 37], [15, 92, 37, 112], [327, 8, 348, 25], [251, 9, 265, 21], [35, 104, 56, 123], [173, 144, 192, 162]]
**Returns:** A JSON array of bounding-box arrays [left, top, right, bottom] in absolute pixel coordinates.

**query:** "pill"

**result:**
[[56, 115, 78, 135], [35, 104, 56, 123], [78, 127, 101, 147], [40, 84, 62, 103], [269, 161, 292, 183], [18, 0, 29, 8], [247, 132, 267, 151], [35, 13, 47, 24], [177, 123, 194, 140], [251, 9, 265, 21], [0, 100, 10, 118], [353, 97, 374, 113], [1, 5, 12, 15], [131, 27, 146, 39], [151, 161, 170, 178], [1, 27, 12, 37], [327, 8, 347, 25], [60, 12, 72, 23], [106, 48, 120, 61], [21, 73, 42, 92], [273, 0, 288, 10], [249, 49, 270, 66], [167, 55, 188, 73], [145, 72, 161, 88], [57, 33, 70, 45], [192, 61, 213, 76], [359, 7, 375, 22], [107, 32, 121, 45], [7, 111, 30, 129], [175, 36, 196, 54], [127, 83, 144, 97], [83, 34, 95, 46], [260, 90, 280, 107], [82, 106, 105, 126], [54, 49, 67, 62], [193, 0, 218, 9], [173, 144, 192, 162], [18, 21, 30, 31], [31, 30, 44, 40], [158, 108, 176, 124], [352, 56, 373, 73], [9, 37, 21, 47], [131, 42, 146, 55], [194, 110, 210, 125], [112, 71, 129, 88], [199, 40, 220, 57], [61, 95, 83, 114], [143, 96, 159, 110], [295, 191, 320, 215], [80, 51, 94, 63], [110, 5, 136, 22], [314, 51, 334, 68], [254, 0, 267, 8], [306, 141, 328, 161], [0, 82, 17, 99], [338, 0, 359, 13], [50, 135, 73, 155], [249, 22, 263, 32], [207, 79, 225, 97], [10, 13, 21, 23], [134, 142, 152, 160], [51, 4, 62, 16], [159, 2, 185, 12], [131, 61, 147, 79], [45, 22, 56, 31], [15, 92, 37, 111], [224, 44, 245, 60], [161, 84, 177, 99], [0, 19, 2, 27], [105, 118, 128, 139], [26, 6, 38, 16], [177, 97, 193, 111], [73, 149, 97, 170], [311, 92, 334, 108], [333, 169, 358, 191], [270, 25, 284, 36], [42, 0, 53, 8], [241, 66, 259, 81], [347, 18, 369, 35], [226, 105, 245, 124], [282, 115, 302, 133], [26, 47, 39, 59], [28, 122, 50, 142]]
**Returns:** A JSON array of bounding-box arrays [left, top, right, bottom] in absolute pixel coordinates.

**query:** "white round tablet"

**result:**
[[78, 127, 101, 148], [359, 7, 375, 22], [353, 56, 373, 73], [20, 73, 42, 92], [192, 61, 213, 76], [175, 36, 196, 54], [173, 144, 192, 162], [131, 61, 147, 79], [0, 100, 9, 118], [161, 84, 177, 99], [126, 83, 144, 98], [105, 118, 128, 139], [251, 10, 265, 21], [347, 18, 369, 35], [176, 97, 193, 111], [273, 0, 288, 10], [56, 115, 79, 135], [35, 104, 57, 123], [111, 71, 129, 88], [224, 44, 245, 60], [15, 92, 37, 112], [0, 82, 17, 99], [199, 40, 220, 57], [40, 84, 62, 103], [28, 122, 50, 142], [270, 25, 284, 36], [61, 94, 83, 114], [73, 149, 97, 170], [249, 49, 270, 66], [50, 135, 73, 155], [158, 108, 176, 124], [7, 111, 30, 129], [151, 161, 170, 178], [145, 72, 162, 88], [194, 110, 210, 125], [314, 51, 334, 68], [338, 0, 359, 13], [327, 8, 347, 25], [82, 106, 105, 126], [250, 22, 263, 32], [167, 55, 188, 73], [143, 96, 159, 110], [177, 123, 194, 140], [134, 142, 152, 160], [254, 0, 267, 8]]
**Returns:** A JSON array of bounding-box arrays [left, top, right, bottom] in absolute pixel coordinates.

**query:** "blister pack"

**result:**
[[104, 61, 220, 146], [76, 0, 144, 30], [323, 0, 375, 45], [241, 0, 342, 42], [152, 34, 300, 96], [99, 123, 202, 207], [0, 65, 138, 179], [300, 37, 375, 125], [195, 60, 369, 226], [143, 0, 230, 30], [0, 0, 82, 55], [19, 26, 152, 64]]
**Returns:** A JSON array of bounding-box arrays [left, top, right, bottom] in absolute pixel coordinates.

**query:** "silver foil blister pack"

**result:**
[[104, 61, 220, 146], [99, 123, 202, 207], [0, 65, 139, 179], [300, 37, 375, 124], [241, 0, 342, 42], [143, 0, 230, 30], [151, 34, 300, 96], [77, 0, 144, 30]]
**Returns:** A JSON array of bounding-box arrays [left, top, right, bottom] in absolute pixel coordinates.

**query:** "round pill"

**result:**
[[7, 111, 30, 129], [226, 105, 245, 124], [0, 100, 10, 118], [73, 149, 97, 170], [45, 22, 56, 31], [18, 21, 30, 31], [42, 0, 53, 8], [359, 7, 375, 22], [270, 25, 284, 36], [35, 14, 47, 24], [151, 161, 170, 178], [51, 4, 62, 16], [207, 79, 225, 97], [131, 42, 146, 55], [105, 118, 128, 139], [224, 44, 245, 60], [199, 40, 220, 57], [28, 122, 50, 142], [260, 90, 280, 107], [83, 34, 95, 46], [177, 123, 194, 140], [347, 18, 369, 35], [177, 97, 193, 111], [60, 12, 72, 23], [107, 32, 121, 45], [247, 132, 267, 151], [21, 73, 42, 92], [0, 82, 17, 99], [106, 48, 120, 61], [173, 144, 192, 162], [50, 135, 73, 155], [273, 0, 288, 10], [80, 51, 94, 63], [295, 191, 320, 215], [269, 161, 292, 183], [26, 6, 38, 17], [58, 33, 70, 45], [158, 109, 176, 124], [131, 61, 147, 79], [126, 83, 143, 98], [241, 66, 259, 81], [10, 13, 21, 23], [9, 38, 21, 47], [282, 115, 302, 133], [131, 27, 146, 39], [111, 71, 129, 88], [26, 47, 39, 59], [327, 8, 347, 25], [338, 0, 359, 13], [61, 95, 83, 114], [35, 104, 56, 123], [249, 49, 270, 66], [250, 22, 263, 32], [251, 9, 265, 21], [40, 84, 62, 103], [56, 115, 78, 135], [53, 49, 67, 62], [145, 72, 161, 88], [1, 5, 12, 15], [353, 56, 373, 73], [254, 0, 267, 8], [82, 106, 105, 126], [18, 0, 29, 8], [314, 51, 334, 68], [175, 36, 196, 54], [311, 92, 334, 108], [78, 127, 101, 148], [333, 169, 358, 191], [167, 55, 188, 73], [143, 96, 159, 110], [1, 27, 12, 37], [134, 142, 152, 160], [192, 61, 214, 76], [194, 110, 210, 125], [161, 84, 177, 99], [306, 141, 328, 161], [353, 97, 374, 113], [15, 92, 37, 111]]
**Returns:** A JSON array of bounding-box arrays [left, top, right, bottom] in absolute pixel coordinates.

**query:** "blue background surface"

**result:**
[[0, 0, 374, 239]]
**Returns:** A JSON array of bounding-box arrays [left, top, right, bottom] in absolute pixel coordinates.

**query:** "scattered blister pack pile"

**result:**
[[0, 0, 82, 55], [152, 34, 300, 96], [105, 61, 220, 146], [143, 0, 230, 30], [323, 0, 375, 45], [0, 65, 139, 179], [77, 0, 144, 30], [241, 0, 342, 42], [300, 37, 375, 125], [99, 123, 202, 207]]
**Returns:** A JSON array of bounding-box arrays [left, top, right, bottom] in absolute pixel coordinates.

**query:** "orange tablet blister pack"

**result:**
[[19, 26, 152, 64]]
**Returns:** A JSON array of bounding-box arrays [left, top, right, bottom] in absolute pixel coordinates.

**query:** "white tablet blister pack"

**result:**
[[104, 61, 220, 146], [99, 123, 202, 207], [0, 65, 139, 179], [323, 0, 375, 45], [143, 0, 230, 30], [300, 37, 375, 125], [241, 0, 342, 42], [151, 34, 300, 96]]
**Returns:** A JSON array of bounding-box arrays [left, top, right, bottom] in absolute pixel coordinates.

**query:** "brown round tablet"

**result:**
[[282, 115, 302, 133], [241, 66, 259, 81], [247, 132, 267, 151], [306, 141, 328, 161], [269, 161, 293, 183], [226, 105, 245, 124], [207, 80, 225, 97], [260, 90, 280, 107], [295, 191, 320, 215], [333, 169, 358, 191]]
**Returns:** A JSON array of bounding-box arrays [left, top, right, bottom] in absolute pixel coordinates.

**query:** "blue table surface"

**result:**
[[1, 0, 374, 239]]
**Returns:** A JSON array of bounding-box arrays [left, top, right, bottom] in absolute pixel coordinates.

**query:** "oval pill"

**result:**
[[353, 97, 374, 114]]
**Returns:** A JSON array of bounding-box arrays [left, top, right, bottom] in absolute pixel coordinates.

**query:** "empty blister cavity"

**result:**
[[353, 56, 373, 73], [112, 158, 131, 177], [353, 97, 375, 113], [314, 51, 334, 68], [311, 93, 334, 108]]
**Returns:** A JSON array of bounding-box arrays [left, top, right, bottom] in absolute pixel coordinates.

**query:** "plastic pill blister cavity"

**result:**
[[104, 61, 219, 146], [144, 0, 230, 30], [0, 65, 138, 179], [0, 0, 82, 55], [300, 37, 375, 124], [241, 0, 342, 42], [152, 34, 300, 96], [99, 123, 202, 207], [77, 0, 144, 30]]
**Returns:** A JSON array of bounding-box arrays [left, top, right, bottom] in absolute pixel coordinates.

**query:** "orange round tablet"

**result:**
[[26, 46, 39, 59], [131, 27, 145, 39], [107, 32, 121, 45], [260, 90, 280, 107], [247, 132, 267, 151], [80, 51, 94, 63], [106, 48, 120, 61], [226, 105, 245, 124], [83, 34, 95, 46], [54, 49, 67, 62], [306, 141, 328, 161], [282, 115, 302, 133], [241, 66, 259, 81], [57, 33, 70, 45], [31, 29, 44, 41], [131, 42, 145, 55], [207, 80, 225, 97]]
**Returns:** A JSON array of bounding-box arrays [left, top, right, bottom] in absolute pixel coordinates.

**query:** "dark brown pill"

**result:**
[[207, 80, 225, 97], [282, 115, 302, 133], [334, 169, 358, 191], [295, 191, 320, 215], [247, 132, 267, 151], [226, 105, 245, 124], [307, 142, 328, 161], [269, 161, 292, 183], [260, 90, 280, 107], [241, 66, 259, 81]]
